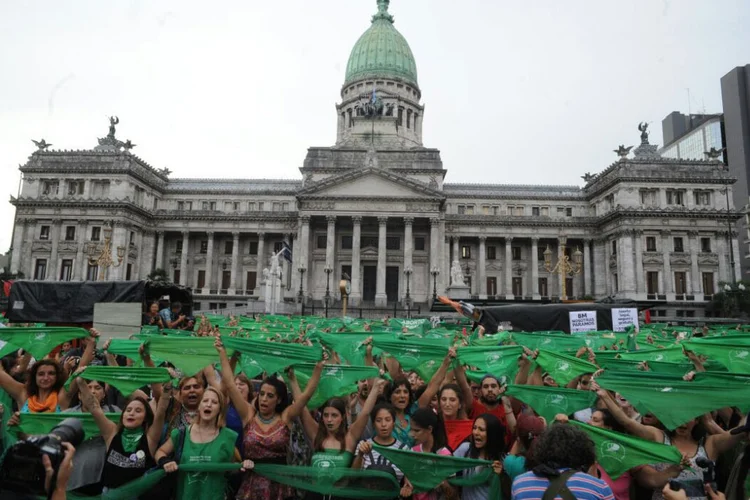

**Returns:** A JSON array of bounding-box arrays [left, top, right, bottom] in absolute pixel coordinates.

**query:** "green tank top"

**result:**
[[311, 448, 354, 470], [171, 426, 238, 500]]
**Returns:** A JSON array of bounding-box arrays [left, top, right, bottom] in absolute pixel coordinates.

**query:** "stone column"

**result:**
[[429, 218, 439, 298], [326, 216, 336, 269], [205, 231, 215, 292], [230, 231, 240, 293], [440, 220, 448, 294], [74, 220, 88, 280], [23, 220, 37, 278], [661, 230, 673, 294], [10, 219, 25, 274], [593, 239, 606, 296], [283, 233, 291, 291], [179, 231, 189, 286], [47, 219, 62, 281], [583, 239, 592, 296], [531, 237, 540, 299], [620, 231, 636, 294], [732, 231, 741, 282], [299, 216, 310, 299], [255, 233, 265, 297], [505, 237, 513, 299], [717, 231, 728, 283], [155, 231, 165, 272], [350, 216, 362, 305], [689, 231, 701, 296], [452, 237, 459, 264], [478, 236, 487, 299], [558, 238, 566, 298], [133, 231, 143, 279], [403, 217, 414, 301], [375, 217, 388, 306], [139, 230, 154, 279]]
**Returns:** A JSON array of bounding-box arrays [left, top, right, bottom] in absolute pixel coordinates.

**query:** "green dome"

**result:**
[[344, 0, 418, 88]]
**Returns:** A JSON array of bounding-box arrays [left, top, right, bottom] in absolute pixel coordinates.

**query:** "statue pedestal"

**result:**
[[446, 285, 470, 300]]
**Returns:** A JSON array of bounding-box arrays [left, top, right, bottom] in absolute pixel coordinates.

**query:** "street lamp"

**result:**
[[86, 225, 125, 281], [297, 264, 306, 303], [324, 266, 333, 316], [543, 237, 582, 301], [404, 266, 412, 317], [430, 266, 440, 301], [707, 149, 736, 283]]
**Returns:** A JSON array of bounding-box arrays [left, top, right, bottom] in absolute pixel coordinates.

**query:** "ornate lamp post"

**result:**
[[323, 266, 333, 316], [404, 266, 412, 317], [86, 225, 124, 281], [297, 264, 306, 303], [543, 237, 582, 301], [430, 266, 440, 301]]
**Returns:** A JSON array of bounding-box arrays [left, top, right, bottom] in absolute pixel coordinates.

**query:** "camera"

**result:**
[[696, 456, 717, 492], [0, 417, 84, 497]]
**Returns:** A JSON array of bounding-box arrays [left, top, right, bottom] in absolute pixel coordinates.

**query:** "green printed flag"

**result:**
[[458, 345, 522, 381], [0, 327, 89, 359], [596, 372, 750, 429], [373, 443, 496, 493], [145, 336, 225, 376], [510, 332, 586, 352], [617, 346, 686, 364], [0, 388, 18, 453], [684, 341, 750, 373], [65, 366, 171, 395], [505, 384, 597, 423], [535, 349, 598, 387], [569, 420, 682, 479], [389, 318, 430, 334], [222, 336, 322, 378], [372, 338, 449, 380], [315, 332, 378, 366], [106, 339, 164, 367], [13, 412, 121, 440], [294, 363, 380, 409]]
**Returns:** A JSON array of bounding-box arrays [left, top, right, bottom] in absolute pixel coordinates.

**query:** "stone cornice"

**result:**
[[444, 214, 598, 228], [596, 207, 744, 225], [11, 197, 154, 219]]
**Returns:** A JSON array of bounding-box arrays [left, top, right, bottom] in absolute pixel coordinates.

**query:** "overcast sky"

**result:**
[[1, 0, 748, 253]]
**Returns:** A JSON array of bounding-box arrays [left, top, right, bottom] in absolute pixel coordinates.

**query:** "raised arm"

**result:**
[[215, 338, 254, 426], [78, 329, 100, 369], [418, 348, 456, 408], [283, 361, 324, 422], [597, 389, 663, 442], [706, 417, 748, 459], [452, 359, 475, 412], [76, 376, 118, 446], [0, 361, 26, 407], [347, 379, 386, 449], [515, 351, 532, 385], [288, 371, 318, 441], [148, 389, 172, 455]]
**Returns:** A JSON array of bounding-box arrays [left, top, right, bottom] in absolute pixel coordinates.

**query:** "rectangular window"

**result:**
[[457, 205, 466, 215], [513, 206, 524, 216], [701, 237, 711, 253], [487, 246, 497, 260], [512, 246, 522, 260], [272, 202, 280, 212], [482, 206, 490, 215], [249, 241, 258, 255], [65, 226, 76, 241], [386, 236, 400, 250], [233, 202, 240, 211], [221, 270, 231, 290], [361, 236, 378, 248], [202, 201, 209, 210], [282, 202, 289, 211], [674, 272, 687, 295], [647, 271, 659, 294], [59, 259, 73, 281], [42, 180, 59, 196], [177, 201, 185, 211], [40, 225, 50, 240], [91, 227, 101, 241], [566, 207, 573, 217], [538, 277, 548, 297], [646, 236, 657, 252], [540, 207, 549, 216], [461, 245, 471, 259], [246, 271, 257, 291], [465, 205, 475, 215], [702, 272, 715, 295], [224, 241, 233, 254], [487, 277, 497, 296], [512, 277, 523, 296], [673, 237, 684, 253], [248, 202, 255, 211], [640, 189, 658, 206], [184, 201, 192, 210], [173, 269, 181, 284], [200, 240, 208, 254], [694, 191, 711, 206], [414, 237, 425, 251], [258, 202, 264, 211], [611, 240, 617, 255], [67, 180, 84, 196], [86, 264, 98, 281], [317, 235, 327, 249], [532, 207, 540, 216], [666, 190, 685, 206], [493, 206, 500, 216], [176, 240, 183, 253], [125, 263, 132, 280], [197, 270, 206, 289], [129, 231, 135, 246], [273, 241, 283, 253], [613, 273, 619, 292], [557, 207, 565, 215]]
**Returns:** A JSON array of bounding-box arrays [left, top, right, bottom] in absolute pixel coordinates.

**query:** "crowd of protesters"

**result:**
[[0, 306, 747, 500]]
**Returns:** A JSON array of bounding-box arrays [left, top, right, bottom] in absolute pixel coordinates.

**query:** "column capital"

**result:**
[[232, 231, 240, 238], [403, 216, 414, 226], [181, 230, 190, 237], [156, 230, 164, 237], [430, 217, 440, 226], [326, 215, 337, 225], [479, 235, 487, 242], [257, 232, 265, 240], [77, 219, 89, 227], [206, 231, 215, 238], [687, 230, 700, 238], [351, 215, 362, 224], [299, 215, 311, 224], [530, 236, 539, 243], [633, 230, 644, 237], [505, 237, 514, 244], [51, 218, 63, 226], [452, 236, 460, 243], [377, 216, 388, 226]]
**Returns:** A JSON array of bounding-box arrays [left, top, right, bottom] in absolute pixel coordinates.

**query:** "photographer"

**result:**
[[43, 442, 75, 500]]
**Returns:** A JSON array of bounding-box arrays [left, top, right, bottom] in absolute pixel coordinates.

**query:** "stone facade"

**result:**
[[7, 2, 743, 318]]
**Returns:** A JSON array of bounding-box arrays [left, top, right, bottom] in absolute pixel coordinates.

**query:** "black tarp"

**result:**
[[6, 280, 192, 324], [479, 300, 639, 333]]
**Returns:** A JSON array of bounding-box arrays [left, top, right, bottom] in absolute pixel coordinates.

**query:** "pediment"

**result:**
[[297, 167, 444, 200]]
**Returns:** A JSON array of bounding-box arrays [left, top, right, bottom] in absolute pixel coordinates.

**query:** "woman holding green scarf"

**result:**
[[76, 377, 170, 495]]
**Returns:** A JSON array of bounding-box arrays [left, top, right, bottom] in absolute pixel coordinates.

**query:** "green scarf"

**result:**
[[371, 338, 449, 380], [457, 345, 522, 381], [569, 420, 682, 479], [120, 426, 144, 453], [65, 366, 171, 395], [617, 346, 687, 363], [145, 336, 228, 376], [535, 349, 598, 387], [294, 363, 379, 409], [373, 443, 499, 495], [0, 388, 18, 453], [596, 372, 750, 429], [684, 340, 750, 373], [13, 412, 121, 440], [106, 339, 164, 367], [314, 332, 384, 366], [504, 384, 597, 423], [0, 327, 90, 359], [222, 336, 322, 378], [389, 318, 431, 334]]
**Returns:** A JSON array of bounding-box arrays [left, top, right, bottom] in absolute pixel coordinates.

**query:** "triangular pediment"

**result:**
[[297, 167, 444, 200]]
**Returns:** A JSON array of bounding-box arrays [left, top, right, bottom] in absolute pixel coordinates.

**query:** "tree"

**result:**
[[708, 280, 750, 319]]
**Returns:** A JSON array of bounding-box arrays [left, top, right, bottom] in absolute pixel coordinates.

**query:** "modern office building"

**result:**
[[659, 112, 726, 162]]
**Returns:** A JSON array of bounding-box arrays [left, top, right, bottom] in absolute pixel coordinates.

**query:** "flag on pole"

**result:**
[[281, 241, 293, 263]]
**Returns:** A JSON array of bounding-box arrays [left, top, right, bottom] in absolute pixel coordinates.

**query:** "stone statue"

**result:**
[[108, 116, 119, 138], [613, 145, 633, 159], [704, 147, 725, 160], [638, 122, 649, 145], [32, 139, 52, 151], [123, 139, 136, 151], [581, 172, 595, 183], [450, 260, 465, 286]]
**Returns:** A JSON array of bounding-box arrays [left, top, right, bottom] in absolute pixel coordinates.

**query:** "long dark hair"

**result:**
[[464, 413, 507, 461], [411, 408, 449, 453], [253, 375, 289, 414], [313, 398, 347, 452], [27, 359, 65, 397], [118, 396, 155, 433], [438, 383, 464, 417], [387, 377, 414, 410]]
